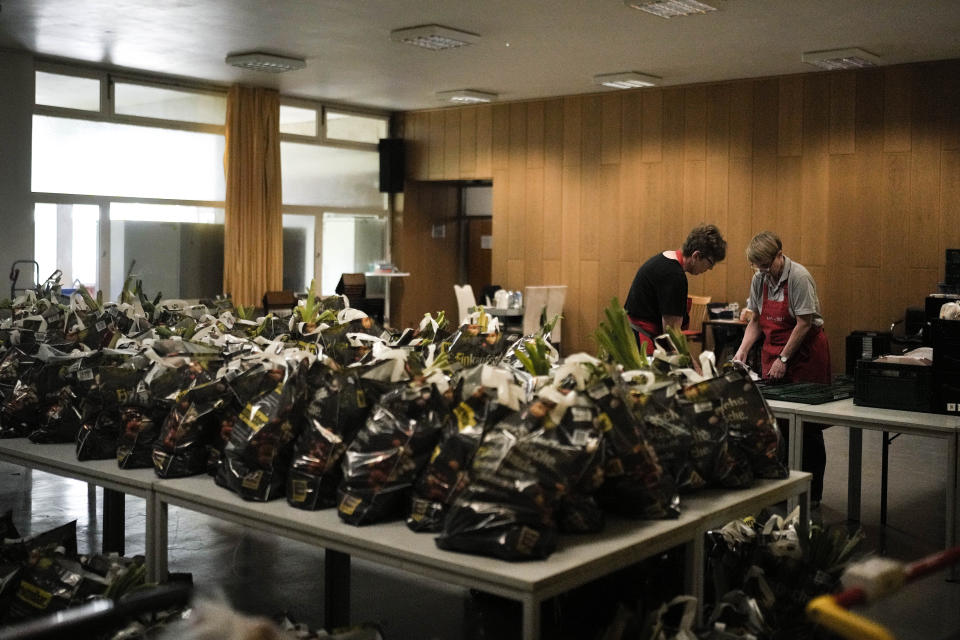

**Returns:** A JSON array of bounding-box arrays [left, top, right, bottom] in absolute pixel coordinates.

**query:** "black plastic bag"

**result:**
[[76, 365, 144, 461], [153, 377, 228, 478], [287, 367, 388, 510], [435, 395, 603, 560], [216, 363, 307, 501], [590, 378, 681, 519], [337, 384, 449, 525], [674, 377, 755, 489], [407, 382, 510, 533]]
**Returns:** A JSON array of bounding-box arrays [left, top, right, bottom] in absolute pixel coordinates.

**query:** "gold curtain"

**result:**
[[223, 85, 282, 308]]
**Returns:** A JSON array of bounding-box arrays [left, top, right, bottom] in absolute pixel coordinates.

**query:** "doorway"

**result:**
[[459, 182, 493, 304]]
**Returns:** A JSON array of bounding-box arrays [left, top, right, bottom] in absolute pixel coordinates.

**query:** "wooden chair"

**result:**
[[683, 295, 711, 345]]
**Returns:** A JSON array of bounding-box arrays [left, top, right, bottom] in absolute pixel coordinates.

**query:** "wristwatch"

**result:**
[[778, 354, 789, 364]]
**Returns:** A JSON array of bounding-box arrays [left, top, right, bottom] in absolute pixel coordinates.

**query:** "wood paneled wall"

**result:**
[[398, 59, 960, 367]]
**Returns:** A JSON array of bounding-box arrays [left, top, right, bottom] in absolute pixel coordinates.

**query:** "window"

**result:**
[[320, 214, 386, 295], [35, 71, 100, 111], [280, 142, 383, 208], [109, 204, 224, 301], [282, 214, 315, 293], [325, 109, 388, 144], [113, 81, 226, 125], [33, 115, 226, 201], [34, 203, 100, 292], [279, 105, 317, 136], [33, 64, 392, 304]]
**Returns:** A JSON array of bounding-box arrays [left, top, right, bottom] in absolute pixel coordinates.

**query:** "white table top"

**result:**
[[364, 272, 410, 277], [0, 439, 156, 496], [152, 471, 809, 600], [780, 398, 960, 433]]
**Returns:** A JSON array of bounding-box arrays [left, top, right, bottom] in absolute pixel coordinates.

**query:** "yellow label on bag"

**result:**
[[453, 402, 476, 431], [17, 581, 52, 610], [290, 479, 308, 503], [339, 493, 362, 515], [241, 470, 263, 490]]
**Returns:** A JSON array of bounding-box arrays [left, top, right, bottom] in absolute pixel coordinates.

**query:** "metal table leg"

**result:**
[[102, 488, 125, 555], [847, 427, 862, 523], [521, 596, 540, 640], [325, 549, 351, 629]]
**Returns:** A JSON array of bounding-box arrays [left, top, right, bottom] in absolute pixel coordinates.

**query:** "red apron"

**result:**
[[630, 250, 686, 355], [758, 279, 831, 383]]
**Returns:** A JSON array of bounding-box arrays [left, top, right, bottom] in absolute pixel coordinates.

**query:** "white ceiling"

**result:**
[[2, 0, 959, 112]]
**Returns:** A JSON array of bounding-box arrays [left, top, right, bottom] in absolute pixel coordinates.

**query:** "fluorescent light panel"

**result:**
[[225, 52, 306, 73], [437, 89, 497, 104], [802, 48, 881, 71], [594, 72, 660, 89], [391, 24, 480, 50], [623, 0, 718, 18]]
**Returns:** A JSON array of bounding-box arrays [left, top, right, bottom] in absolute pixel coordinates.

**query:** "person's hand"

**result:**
[[767, 358, 787, 379], [739, 308, 753, 323]]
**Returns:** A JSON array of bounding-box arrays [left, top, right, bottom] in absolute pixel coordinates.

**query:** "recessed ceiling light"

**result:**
[[391, 24, 480, 50], [594, 72, 661, 89], [225, 52, 306, 73], [802, 48, 881, 71], [623, 0, 718, 18], [436, 89, 498, 104]]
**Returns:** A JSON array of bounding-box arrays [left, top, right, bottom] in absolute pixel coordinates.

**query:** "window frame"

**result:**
[[33, 58, 395, 300]]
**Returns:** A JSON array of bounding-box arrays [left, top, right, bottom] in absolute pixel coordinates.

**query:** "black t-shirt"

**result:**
[[623, 253, 687, 329]]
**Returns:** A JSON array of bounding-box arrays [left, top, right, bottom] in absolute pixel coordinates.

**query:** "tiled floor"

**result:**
[[1, 424, 959, 639]]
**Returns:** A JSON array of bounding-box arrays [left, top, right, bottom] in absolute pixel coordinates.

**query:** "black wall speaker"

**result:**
[[378, 138, 405, 193]]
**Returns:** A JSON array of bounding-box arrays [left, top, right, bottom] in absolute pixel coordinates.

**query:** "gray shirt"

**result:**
[[746, 256, 824, 327]]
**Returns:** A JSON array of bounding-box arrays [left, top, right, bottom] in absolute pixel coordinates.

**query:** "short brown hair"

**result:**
[[682, 224, 726, 264], [746, 231, 782, 265]]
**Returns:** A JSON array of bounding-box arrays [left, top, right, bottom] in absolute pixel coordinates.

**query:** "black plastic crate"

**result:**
[[932, 318, 960, 414], [845, 331, 892, 376], [854, 359, 933, 413]]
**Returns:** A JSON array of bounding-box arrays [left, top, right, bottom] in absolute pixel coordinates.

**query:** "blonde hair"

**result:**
[[746, 231, 782, 265]]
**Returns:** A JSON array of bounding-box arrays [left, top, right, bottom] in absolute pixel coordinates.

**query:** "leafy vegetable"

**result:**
[[594, 297, 648, 370], [515, 337, 552, 375]]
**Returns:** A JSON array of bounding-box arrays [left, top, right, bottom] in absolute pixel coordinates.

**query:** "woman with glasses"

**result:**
[[624, 223, 726, 357], [733, 230, 831, 506]]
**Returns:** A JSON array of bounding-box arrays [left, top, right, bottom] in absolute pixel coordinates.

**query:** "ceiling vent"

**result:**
[[225, 52, 306, 73], [802, 48, 881, 71], [436, 89, 497, 104], [391, 24, 480, 50], [623, 0, 718, 18], [594, 71, 661, 89]]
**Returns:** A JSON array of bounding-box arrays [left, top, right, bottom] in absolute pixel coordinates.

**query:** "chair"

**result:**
[[683, 295, 711, 345], [522, 285, 567, 345], [262, 290, 298, 316], [454, 284, 477, 325]]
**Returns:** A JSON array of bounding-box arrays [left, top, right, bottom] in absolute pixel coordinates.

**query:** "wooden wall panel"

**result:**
[[542, 99, 564, 263], [459, 107, 477, 177], [601, 93, 621, 165], [641, 89, 662, 162], [778, 77, 803, 157], [829, 73, 857, 155], [753, 79, 779, 158], [475, 105, 493, 176], [443, 109, 460, 179], [684, 86, 707, 161], [399, 59, 960, 362], [527, 101, 544, 169], [941, 151, 960, 257], [428, 110, 445, 179], [884, 66, 912, 152]]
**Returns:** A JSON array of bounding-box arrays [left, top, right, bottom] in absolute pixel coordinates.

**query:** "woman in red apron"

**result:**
[[735, 231, 831, 506]]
